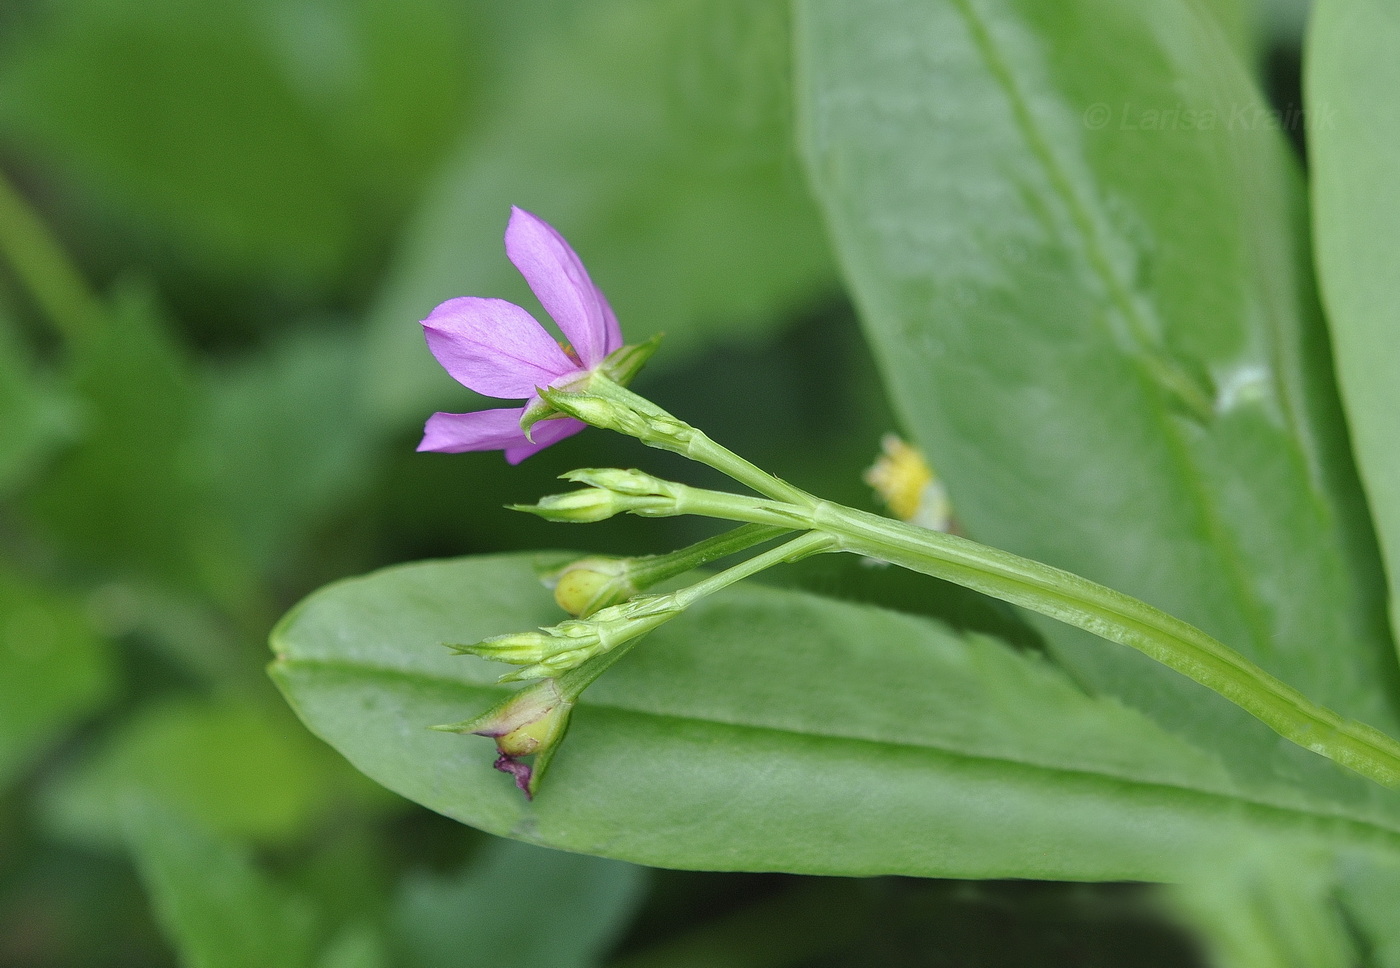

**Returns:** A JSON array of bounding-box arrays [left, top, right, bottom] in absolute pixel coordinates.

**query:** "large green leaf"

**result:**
[[272, 553, 1400, 881], [1307, 0, 1400, 648], [126, 802, 319, 968], [1169, 841, 1400, 968], [796, 0, 1400, 807], [0, 0, 480, 288], [363, 0, 835, 429], [391, 838, 645, 968], [42, 697, 366, 848]]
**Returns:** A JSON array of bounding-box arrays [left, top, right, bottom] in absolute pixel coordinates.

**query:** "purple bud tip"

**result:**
[[493, 754, 535, 799]]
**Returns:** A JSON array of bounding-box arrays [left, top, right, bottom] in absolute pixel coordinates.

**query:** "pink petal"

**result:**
[[504, 416, 586, 464], [505, 207, 623, 368], [422, 297, 577, 399], [596, 289, 623, 357], [417, 407, 532, 454], [416, 408, 586, 464]]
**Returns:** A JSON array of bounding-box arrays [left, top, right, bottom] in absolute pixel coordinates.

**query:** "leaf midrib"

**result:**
[[943, 0, 1277, 668]]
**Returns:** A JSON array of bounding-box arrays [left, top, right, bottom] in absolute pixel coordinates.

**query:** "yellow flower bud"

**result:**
[[549, 557, 638, 617], [864, 434, 954, 532]]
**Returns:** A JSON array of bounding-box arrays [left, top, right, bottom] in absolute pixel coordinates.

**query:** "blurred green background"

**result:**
[[0, 0, 1313, 964]]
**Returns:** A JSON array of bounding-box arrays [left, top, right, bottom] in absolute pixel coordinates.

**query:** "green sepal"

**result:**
[[599, 333, 663, 386], [518, 336, 663, 440]]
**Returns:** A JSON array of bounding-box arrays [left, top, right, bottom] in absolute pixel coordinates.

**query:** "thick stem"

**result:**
[[610, 476, 1400, 787], [557, 387, 1400, 788], [809, 501, 1400, 788]]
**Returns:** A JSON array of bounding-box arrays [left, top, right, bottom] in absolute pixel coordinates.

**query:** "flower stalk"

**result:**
[[457, 531, 835, 682], [541, 411, 1400, 790], [542, 377, 816, 507], [418, 206, 1400, 797], [546, 524, 791, 617]]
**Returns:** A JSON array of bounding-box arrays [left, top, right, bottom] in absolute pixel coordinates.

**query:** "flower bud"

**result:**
[[542, 391, 652, 437], [519, 488, 630, 523], [864, 434, 954, 533], [433, 679, 575, 799], [561, 467, 671, 496], [451, 629, 561, 664], [548, 556, 638, 617]]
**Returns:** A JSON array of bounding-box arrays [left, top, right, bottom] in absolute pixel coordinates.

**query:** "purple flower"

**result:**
[[417, 207, 624, 463]]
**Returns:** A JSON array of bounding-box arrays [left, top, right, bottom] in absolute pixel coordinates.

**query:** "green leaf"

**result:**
[[363, 0, 835, 428], [0, 569, 114, 789], [0, 308, 75, 495], [42, 697, 362, 848], [28, 286, 248, 602], [0, 0, 352, 284], [126, 801, 319, 968], [1170, 844, 1359, 968], [1335, 849, 1400, 967], [198, 326, 372, 576], [316, 926, 388, 968], [1307, 0, 1400, 650], [392, 838, 645, 968], [796, 0, 1400, 806], [272, 553, 1400, 880], [605, 880, 866, 968], [1169, 842, 1400, 968]]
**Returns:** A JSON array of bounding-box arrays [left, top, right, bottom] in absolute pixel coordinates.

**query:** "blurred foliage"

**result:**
[[0, 567, 113, 789], [363, 0, 836, 428], [0, 0, 1360, 965]]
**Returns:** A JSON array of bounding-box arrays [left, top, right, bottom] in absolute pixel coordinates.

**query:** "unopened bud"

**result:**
[[541, 390, 651, 437], [434, 679, 575, 798], [450, 629, 564, 664], [514, 488, 631, 523], [479, 596, 687, 680], [548, 556, 638, 617], [561, 467, 672, 497], [864, 434, 954, 533]]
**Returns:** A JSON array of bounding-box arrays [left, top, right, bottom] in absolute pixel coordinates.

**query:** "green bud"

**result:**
[[487, 596, 689, 678], [451, 629, 564, 664], [433, 678, 575, 799], [547, 556, 638, 617], [560, 467, 672, 497], [542, 390, 652, 437], [514, 488, 630, 523]]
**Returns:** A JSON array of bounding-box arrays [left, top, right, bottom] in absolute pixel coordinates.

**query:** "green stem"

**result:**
[[626, 523, 792, 590], [559, 531, 833, 697], [668, 530, 832, 609], [0, 166, 101, 346], [609, 477, 1400, 788], [809, 502, 1400, 788], [585, 376, 816, 507], [554, 386, 1400, 788]]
